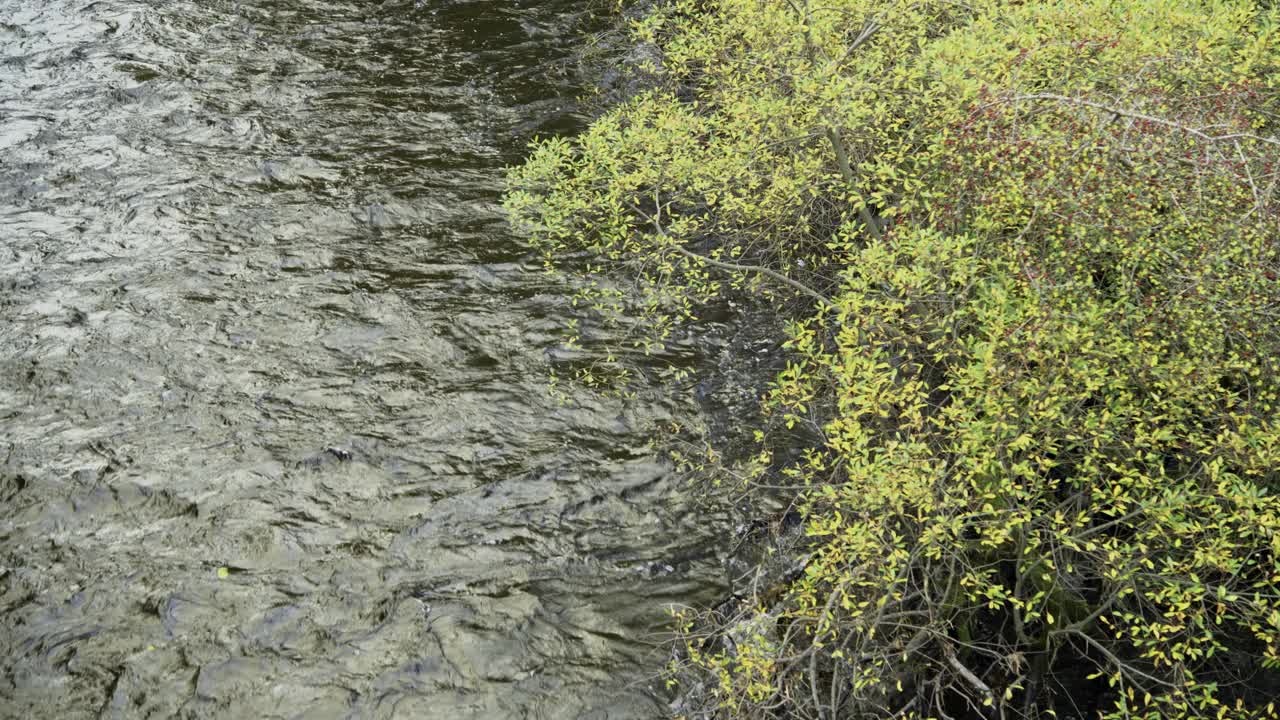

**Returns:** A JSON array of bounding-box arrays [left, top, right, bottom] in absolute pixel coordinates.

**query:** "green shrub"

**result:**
[[507, 0, 1280, 716]]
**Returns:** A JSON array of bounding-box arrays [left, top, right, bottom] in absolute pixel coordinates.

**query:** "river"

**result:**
[[0, 1, 727, 717]]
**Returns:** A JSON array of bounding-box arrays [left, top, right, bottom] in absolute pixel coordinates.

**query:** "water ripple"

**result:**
[[0, 1, 727, 717]]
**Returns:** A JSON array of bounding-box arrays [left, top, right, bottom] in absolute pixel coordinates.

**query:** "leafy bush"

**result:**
[[507, 0, 1280, 717]]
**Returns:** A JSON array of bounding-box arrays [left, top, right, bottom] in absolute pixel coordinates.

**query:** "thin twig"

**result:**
[[629, 201, 837, 310], [1005, 94, 1280, 147], [666, 244, 836, 310], [1066, 629, 1175, 689]]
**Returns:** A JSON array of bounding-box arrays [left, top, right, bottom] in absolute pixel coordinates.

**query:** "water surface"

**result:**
[[0, 2, 725, 717]]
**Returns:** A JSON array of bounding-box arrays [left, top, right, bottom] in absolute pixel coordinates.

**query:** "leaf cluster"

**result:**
[[505, 0, 1280, 717]]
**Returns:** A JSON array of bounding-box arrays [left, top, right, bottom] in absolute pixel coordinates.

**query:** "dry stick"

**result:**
[[944, 644, 995, 706], [838, 20, 882, 65], [808, 587, 847, 720], [810, 643, 826, 720], [891, 697, 919, 719]]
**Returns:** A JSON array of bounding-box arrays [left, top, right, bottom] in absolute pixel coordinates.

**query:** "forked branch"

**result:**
[[629, 201, 836, 310]]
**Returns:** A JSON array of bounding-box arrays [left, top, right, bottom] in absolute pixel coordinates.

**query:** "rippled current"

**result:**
[[0, 2, 728, 717]]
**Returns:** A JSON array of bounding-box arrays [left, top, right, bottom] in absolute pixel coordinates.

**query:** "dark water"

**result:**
[[0, 2, 726, 717]]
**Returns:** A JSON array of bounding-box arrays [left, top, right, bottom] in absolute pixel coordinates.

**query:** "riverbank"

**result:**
[[508, 1, 1280, 716]]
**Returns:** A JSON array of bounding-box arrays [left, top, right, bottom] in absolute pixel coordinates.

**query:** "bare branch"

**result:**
[[629, 201, 837, 310], [944, 643, 995, 705], [1065, 629, 1175, 690], [825, 125, 885, 240], [666, 244, 836, 310], [1004, 93, 1280, 147]]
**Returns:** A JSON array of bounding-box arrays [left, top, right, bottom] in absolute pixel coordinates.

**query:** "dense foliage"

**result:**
[[507, 0, 1280, 717]]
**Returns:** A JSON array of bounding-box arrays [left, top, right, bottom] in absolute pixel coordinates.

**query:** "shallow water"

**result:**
[[0, 2, 726, 717]]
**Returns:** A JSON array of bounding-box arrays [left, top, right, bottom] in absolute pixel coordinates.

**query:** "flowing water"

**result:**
[[0, 2, 728, 717]]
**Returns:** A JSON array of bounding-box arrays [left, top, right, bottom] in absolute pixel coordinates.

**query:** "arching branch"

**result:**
[[628, 200, 837, 310]]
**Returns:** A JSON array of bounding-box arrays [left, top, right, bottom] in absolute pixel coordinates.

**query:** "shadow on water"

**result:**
[[0, 1, 728, 717]]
